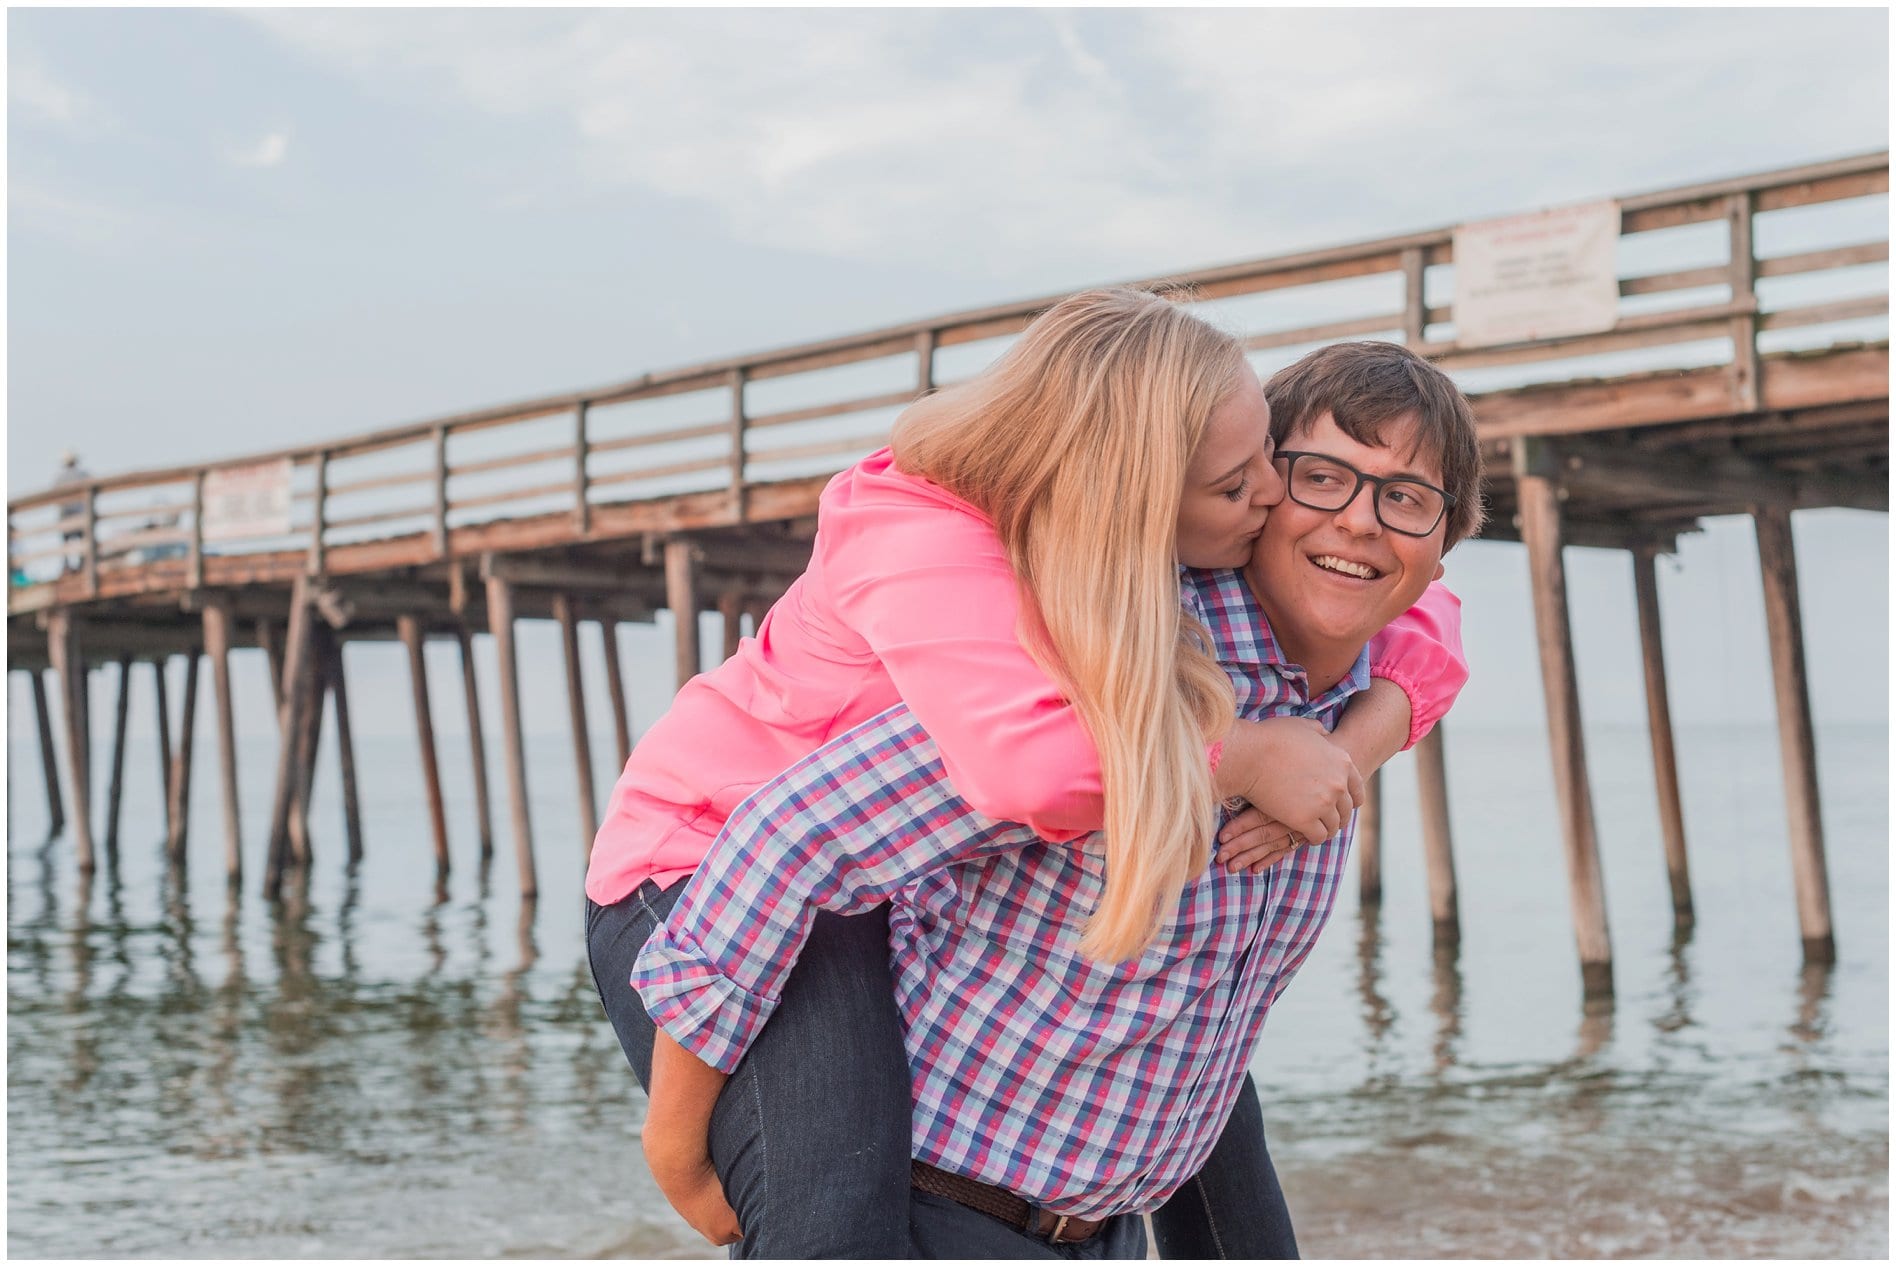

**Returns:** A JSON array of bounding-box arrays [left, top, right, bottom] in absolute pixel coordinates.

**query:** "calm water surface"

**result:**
[[7, 719, 1887, 1257]]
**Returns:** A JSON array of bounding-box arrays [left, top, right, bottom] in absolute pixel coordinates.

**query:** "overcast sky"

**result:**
[[8, 8, 1889, 757]]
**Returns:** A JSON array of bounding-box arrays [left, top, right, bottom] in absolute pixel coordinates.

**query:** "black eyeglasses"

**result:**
[[1274, 451, 1455, 538]]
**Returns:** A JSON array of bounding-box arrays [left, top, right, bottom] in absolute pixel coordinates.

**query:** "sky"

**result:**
[[7, 7, 1890, 758]]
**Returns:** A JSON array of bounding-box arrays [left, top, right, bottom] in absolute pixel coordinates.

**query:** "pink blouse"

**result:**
[[584, 448, 1467, 904]]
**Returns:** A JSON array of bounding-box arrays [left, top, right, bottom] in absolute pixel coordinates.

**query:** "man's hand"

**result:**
[[1217, 805, 1303, 873], [643, 1125, 742, 1247], [1219, 716, 1364, 846], [644, 1031, 740, 1247]]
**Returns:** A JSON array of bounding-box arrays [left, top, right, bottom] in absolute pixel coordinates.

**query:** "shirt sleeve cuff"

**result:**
[[1366, 583, 1468, 749], [1368, 664, 1435, 751], [630, 922, 780, 1075]]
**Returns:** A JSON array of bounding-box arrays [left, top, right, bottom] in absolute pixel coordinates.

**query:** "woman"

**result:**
[[586, 288, 1464, 1255]]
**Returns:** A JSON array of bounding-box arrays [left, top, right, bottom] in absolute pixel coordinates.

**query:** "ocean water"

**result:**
[[6, 711, 1886, 1258]]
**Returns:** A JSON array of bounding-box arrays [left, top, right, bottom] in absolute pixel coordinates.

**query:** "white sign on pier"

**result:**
[[201, 459, 294, 542], [1452, 201, 1622, 347]]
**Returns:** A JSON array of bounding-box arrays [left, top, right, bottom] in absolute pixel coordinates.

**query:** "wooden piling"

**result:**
[[264, 577, 315, 897], [665, 538, 701, 690], [325, 633, 364, 865], [31, 669, 66, 836], [598, 617, 632, 770], [1753, 505, 1835, 964], [1631, 547, 1694, 927], [398, 614, 451, 882], [104, 656, 133, 855], [202, 599, 243, 885], [485, 575, 537, 899], [284, 638, 322, 870], [718, 590, 744, 662], [288, 625, 327, 866], [1357, 769, 1382, 907], [47, 609, 93, 871], [79, 662, 92, 790], [553, 595, 598, 854], [151, 657, 172, 841], [1415, 723, 1461, 947], [1517, 472, 1613, 996], [453, 624, 492, 863], [167, 650, 200, 861]]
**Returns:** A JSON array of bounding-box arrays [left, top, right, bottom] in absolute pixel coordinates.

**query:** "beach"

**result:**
[[7, 719, 1884, 1257]]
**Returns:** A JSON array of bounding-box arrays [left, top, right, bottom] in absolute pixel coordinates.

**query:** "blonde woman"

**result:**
[[586, 290, 1465, 1256]]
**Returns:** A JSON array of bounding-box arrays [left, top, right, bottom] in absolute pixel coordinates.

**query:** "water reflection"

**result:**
[[202, 885, 248, 1159], [1790, 961, 1833, 1047], [18, 838, 61, 996], [33, 835, 62, 930], [1653, 926, 1696, 1038], [1354, 906, 1396, 1062], [491, 898, 541, 1132], [100, 856, 134, 997], [337, 865, 363, 981], [157, 861, 197, 997], [65, 867, 98, 1093], [422, 889, 449, 976], [1428, 944, 1463, 1072]]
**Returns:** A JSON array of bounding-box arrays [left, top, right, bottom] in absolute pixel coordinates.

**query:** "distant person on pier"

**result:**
[[53, 450, 90, 574], [633, 339, 1482, 1256], [585, 291, 1469, 1257]]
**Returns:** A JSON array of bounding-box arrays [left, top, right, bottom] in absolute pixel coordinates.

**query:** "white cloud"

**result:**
[[235, 9, 1887, 278], [229, 131, 290, 168], [236, 9, 1262, 274], [10, 56, 114, 131]]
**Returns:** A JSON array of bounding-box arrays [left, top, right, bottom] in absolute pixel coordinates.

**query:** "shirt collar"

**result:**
[[1181, 566, 1372, 707]]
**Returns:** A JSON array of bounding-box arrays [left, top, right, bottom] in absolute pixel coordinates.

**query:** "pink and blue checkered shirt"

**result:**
[[632, 567, 1369, 1220]]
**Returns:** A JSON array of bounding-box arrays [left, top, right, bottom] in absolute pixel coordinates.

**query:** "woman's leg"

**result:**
[[586, 884, 676, 1089], [587, 883, 913, 1258], [1148, 1074, 1299, 1259]]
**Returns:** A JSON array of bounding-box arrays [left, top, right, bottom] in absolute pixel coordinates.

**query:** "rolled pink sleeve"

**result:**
[[1366, 580, 1467, 749], [826, 496, 1106, 839]]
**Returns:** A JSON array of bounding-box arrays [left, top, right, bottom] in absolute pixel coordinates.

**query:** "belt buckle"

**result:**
[[1046, 1214, 1071, 1244]]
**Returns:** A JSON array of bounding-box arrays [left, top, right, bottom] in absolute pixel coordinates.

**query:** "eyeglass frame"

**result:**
[[1272, 449, 1457, 539]]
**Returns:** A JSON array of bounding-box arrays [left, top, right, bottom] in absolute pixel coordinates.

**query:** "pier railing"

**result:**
[[9, 151, 1885, 604]]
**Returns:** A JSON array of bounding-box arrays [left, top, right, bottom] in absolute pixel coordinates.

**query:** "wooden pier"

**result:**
[[9, 152, 1887, 992]]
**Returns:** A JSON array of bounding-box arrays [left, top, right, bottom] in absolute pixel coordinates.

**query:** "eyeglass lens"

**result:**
[[1286, 455, 1445, 535]]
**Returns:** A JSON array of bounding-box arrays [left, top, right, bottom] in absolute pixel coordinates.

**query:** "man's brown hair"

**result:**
[[1264, 341, 1485, 546]]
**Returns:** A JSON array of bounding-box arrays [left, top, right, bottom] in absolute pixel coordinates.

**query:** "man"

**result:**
[[634, 341, 1484, 1257], [53, 450, 90, 574]]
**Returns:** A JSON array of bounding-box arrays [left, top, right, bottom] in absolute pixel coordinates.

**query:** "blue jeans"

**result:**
[[587, 878, 1299, 1259], [1151, 1075, 1299, 1258], [587, 881, 911, 1257]]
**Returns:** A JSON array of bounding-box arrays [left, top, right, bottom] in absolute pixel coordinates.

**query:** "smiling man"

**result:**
[[1248, 340, 1487, 696], [631, 340, 1484, 1258]]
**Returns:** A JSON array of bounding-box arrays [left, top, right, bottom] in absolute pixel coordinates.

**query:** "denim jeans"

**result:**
[[587, 881, 912, 1257], [587, 877, 1299, 1259], [1149, 1075, 1299, 1258]]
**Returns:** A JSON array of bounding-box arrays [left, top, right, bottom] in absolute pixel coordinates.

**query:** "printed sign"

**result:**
[[1452, 200, 1621, 347], [201, 459, 293, 542]]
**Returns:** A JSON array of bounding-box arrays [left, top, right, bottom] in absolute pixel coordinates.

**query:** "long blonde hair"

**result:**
[[892, 287, 1244, 962]]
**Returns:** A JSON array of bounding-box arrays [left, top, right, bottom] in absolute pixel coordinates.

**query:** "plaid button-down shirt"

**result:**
[[632, 567, 1369, 1219]]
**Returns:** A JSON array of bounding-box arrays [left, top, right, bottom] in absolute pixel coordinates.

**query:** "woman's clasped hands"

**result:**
[[1216, 715, 1364, 874]]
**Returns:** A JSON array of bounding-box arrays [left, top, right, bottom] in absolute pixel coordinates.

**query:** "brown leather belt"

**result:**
[[910, 1159, 1108, 1245]]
